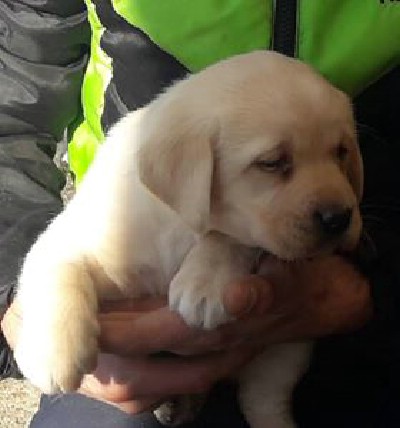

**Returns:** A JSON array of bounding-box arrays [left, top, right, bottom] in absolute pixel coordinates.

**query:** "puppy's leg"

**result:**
[[15, 244, 99, 394], [239, 342, 312, 428], [169, 232, 257, 329], [154, 394, 207, 427]]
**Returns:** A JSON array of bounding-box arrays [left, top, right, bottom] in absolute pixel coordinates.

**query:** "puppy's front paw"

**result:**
[[169, 233, 256, 329], [15, 261, 99, 394], [154, 394, 206, 427], [169, 269, 232, 330], [15, 302, 99, 394]]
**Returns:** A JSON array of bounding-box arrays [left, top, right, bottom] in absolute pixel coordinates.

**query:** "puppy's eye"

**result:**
[[336, 143, 348, 161], [254, 154, 292, 174]]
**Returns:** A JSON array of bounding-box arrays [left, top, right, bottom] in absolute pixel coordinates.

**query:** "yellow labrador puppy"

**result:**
[[15, 51, 363, 428]]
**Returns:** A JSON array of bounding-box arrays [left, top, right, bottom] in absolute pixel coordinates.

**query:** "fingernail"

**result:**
[[241, 279, 274, 317], [231, 283, 259, 318]]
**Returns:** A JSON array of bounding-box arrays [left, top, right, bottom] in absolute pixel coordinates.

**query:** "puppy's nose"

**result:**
[[314, 207, 352, 236]]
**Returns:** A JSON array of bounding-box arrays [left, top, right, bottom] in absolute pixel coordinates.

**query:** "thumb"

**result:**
[[223, 276, 274, 318]]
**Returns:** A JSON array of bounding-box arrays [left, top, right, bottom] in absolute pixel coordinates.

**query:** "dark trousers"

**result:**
[[30, 383, 248, 428], [30, 369, 400, 428]]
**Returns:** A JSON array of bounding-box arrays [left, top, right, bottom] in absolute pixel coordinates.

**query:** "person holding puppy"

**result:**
[[0, 1, 399, 427]]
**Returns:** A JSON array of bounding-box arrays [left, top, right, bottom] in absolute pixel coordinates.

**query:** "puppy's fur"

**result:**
[[15, 51, 363, 428]]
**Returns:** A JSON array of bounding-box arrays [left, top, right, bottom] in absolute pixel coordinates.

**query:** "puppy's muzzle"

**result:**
[[314, 205, 353, 237]]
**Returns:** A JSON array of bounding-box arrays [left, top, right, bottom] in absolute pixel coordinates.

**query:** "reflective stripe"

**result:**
[[69, 0, 112, 184], [111, 0, 272, 72], [298, 0, 400, 95]]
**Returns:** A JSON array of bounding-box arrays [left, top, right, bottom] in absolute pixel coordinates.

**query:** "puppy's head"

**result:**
[[138, 51, 363, 260]]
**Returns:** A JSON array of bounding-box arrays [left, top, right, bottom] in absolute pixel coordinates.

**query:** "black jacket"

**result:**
[[0, 0, 90, 377]]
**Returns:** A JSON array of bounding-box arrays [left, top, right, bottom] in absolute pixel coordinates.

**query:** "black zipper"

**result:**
[[272, 0, 298, 57]]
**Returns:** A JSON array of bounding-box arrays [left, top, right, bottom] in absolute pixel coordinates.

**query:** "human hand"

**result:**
[[78, 298, 261, 414], [1, 298, 259, 414], [1, 254, 371, 414], [216, 254, 372, 348], [75, 254, 373, 413]]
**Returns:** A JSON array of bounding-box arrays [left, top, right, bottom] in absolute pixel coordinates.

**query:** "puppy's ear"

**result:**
[[137, 107, 215, 233], [348, 141, 364, 202]]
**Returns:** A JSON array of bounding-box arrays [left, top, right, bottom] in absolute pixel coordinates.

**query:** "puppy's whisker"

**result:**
[[360, 205, 399, 218], [361, 214, 386, 226], [357, 229, 378, 260], [361, 203, 400, 213]]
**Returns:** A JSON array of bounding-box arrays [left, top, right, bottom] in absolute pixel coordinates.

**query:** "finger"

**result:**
[[87, 349, 258, 400], [99, 307, 198, 355], [99, 297, 167, 313], [172, 278, 276, 354], [132, 348, 258, 396], [170, 328, 235, 355], [79, 385, 164, 414], [223, 276, 274, 318], [221, 267, 372, 347]]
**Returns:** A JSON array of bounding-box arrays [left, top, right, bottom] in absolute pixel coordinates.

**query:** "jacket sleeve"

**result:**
[[0, 0, 90, 378]]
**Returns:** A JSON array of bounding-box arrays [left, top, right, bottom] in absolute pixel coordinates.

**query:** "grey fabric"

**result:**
[[0, 0, 89, 377]]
